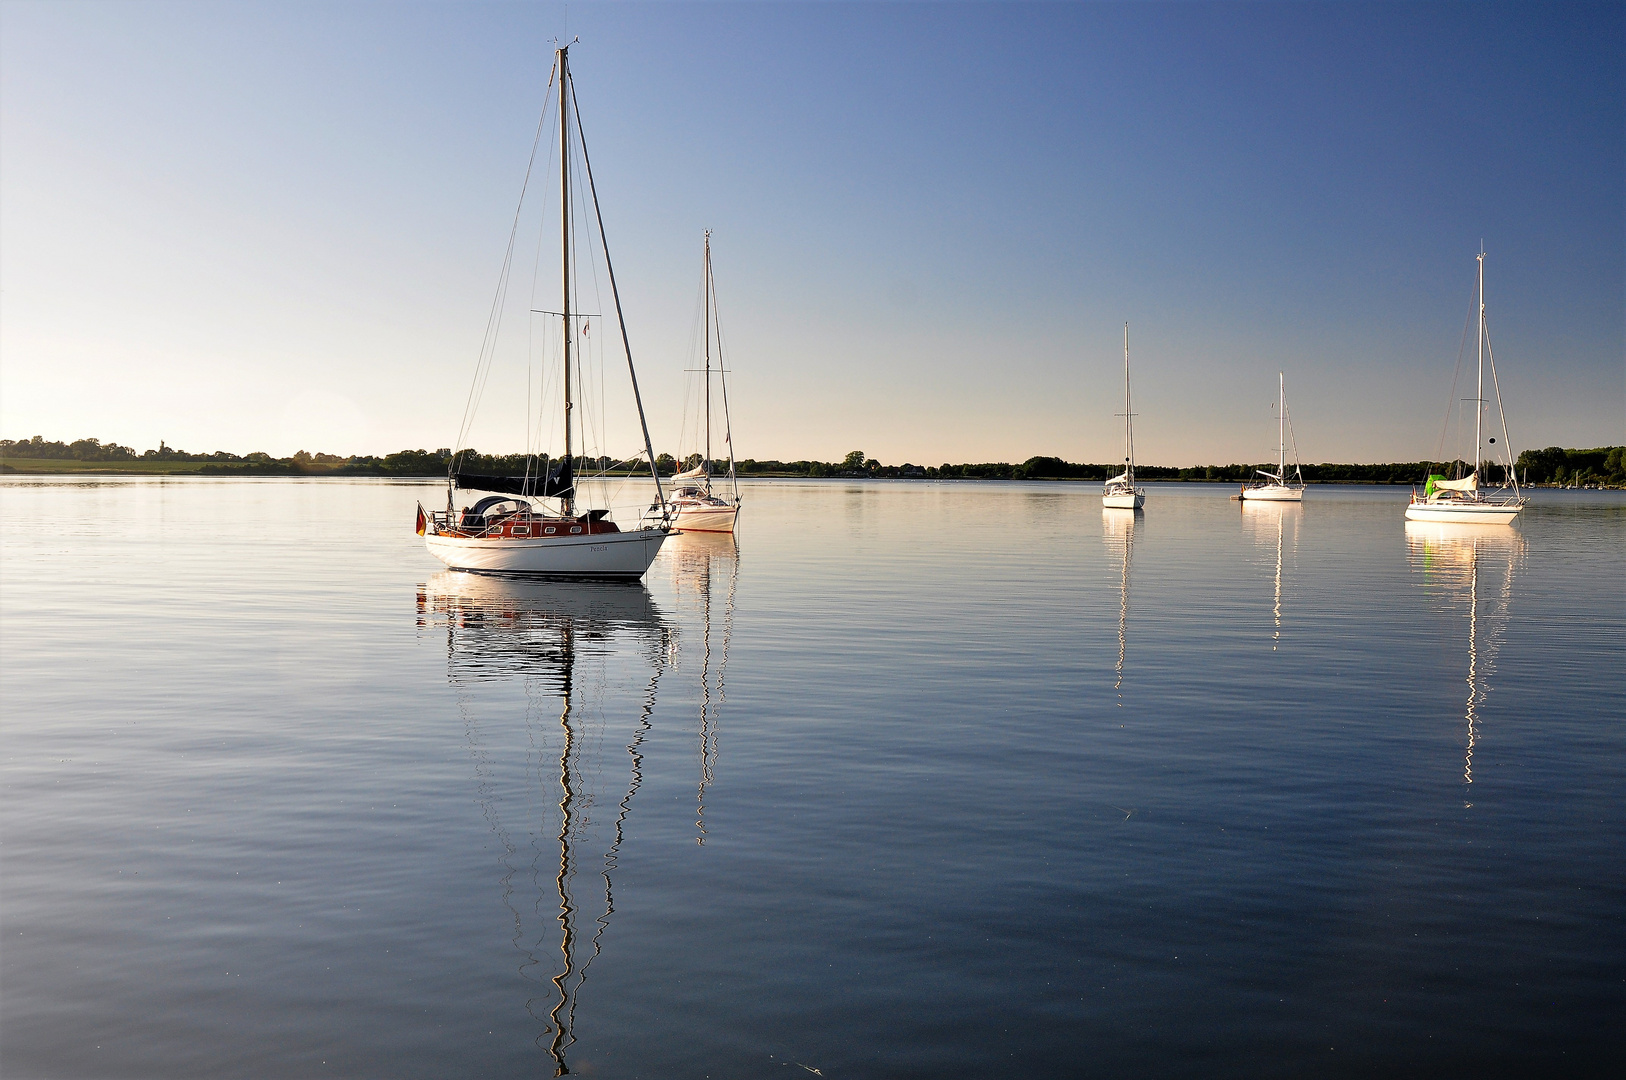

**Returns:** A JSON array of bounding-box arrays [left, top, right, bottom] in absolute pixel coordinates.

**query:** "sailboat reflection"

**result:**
[[1404, 523, 1524, 803], [1102, 509, 1138, 702], [664, 531, 739, 843], [1241, 502, 1300, 649], [416, 571, 673, 1074]]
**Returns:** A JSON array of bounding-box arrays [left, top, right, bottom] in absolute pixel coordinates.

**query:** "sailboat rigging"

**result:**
[[419, 44, 671, 577], [669, 232, 742, 533], [1406, 249, 1526, 525], [1103, 323, 1146, 510], [1238, 373, 1305, 501]]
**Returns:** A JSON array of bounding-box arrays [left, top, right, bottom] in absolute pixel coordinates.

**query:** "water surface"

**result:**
[[2, 478, 1622, 1077]]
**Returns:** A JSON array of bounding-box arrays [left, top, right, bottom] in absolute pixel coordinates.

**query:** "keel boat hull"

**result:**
[[1404, 501, 1521, 525], [1240, 485, 1304, 502], [426, 528, 669, 578], [671, 503, 740, 534]]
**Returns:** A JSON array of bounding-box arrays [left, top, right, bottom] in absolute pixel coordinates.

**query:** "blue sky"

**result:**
[[2, 1, 1620, 464]]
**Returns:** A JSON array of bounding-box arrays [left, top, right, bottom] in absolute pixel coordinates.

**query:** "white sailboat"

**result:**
[[1405, 250, 1526, 525], [1239, 373, 1305, 502], [1103, 323, 1146, 510], [668, 232, 742, 534], [418, 45, 670, 578]]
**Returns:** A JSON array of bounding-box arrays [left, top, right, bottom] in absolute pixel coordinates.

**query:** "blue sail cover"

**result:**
[[454, 458, 573, 499]]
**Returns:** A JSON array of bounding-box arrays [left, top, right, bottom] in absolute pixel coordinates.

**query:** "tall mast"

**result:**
[[559, 45, 575, 517], [1474, 249, 1484, 483], [1123, 323, 1135, 481], [1279, 371, 1286, 478], [703, 231, 713, 492]]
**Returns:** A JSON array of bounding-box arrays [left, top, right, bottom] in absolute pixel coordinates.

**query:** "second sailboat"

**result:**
[[1103, 323, 1146, 510], [669, 232, 742, 534]]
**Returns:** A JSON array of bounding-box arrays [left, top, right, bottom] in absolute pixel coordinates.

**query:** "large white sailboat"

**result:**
[[1103, 323, 1146, 510], [1406, 250, 1526, 525], [668, 232, 742, 534], [418, 45, 670, 578], [1239, 373, 1305, 502]]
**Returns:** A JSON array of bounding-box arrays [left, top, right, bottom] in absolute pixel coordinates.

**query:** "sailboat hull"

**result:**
[[672, 503, 740, 534], [425, 528, 669, 578], [1103, 491, 1145, 510], [1405, 501, 1521, 525], [1240, 485, 1304, 502]]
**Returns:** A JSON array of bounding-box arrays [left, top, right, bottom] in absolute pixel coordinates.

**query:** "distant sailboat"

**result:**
[[668, 232, 742, 534], [1239, 373, 1305, 502], [1406, 250, 1526, 525], [419, 44, 671, 577], [1103, 323, 1146, 510]]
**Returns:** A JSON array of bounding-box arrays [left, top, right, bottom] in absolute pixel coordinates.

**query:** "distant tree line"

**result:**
[[1, 436, 142, 460], [1513, 446, 1624, 486], [731, 451, 1482, 484], [0, 438, 645, 477], [4, 436, 1621, 486]]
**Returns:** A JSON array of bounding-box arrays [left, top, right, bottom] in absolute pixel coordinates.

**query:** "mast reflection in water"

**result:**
[[662, 531, 739, 844], [416, 572, 672, 1075], [1102, 508, 1138, 702], [1405, 523, 1524, 804], [1242, 501, 1301, 650]]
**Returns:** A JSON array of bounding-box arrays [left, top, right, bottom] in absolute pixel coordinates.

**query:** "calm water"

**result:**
[[2, 478, 1622, 1077]]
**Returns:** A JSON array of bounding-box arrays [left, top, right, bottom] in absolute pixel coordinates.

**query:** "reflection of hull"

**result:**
[[1405, 500, 1520, 525], [1241, 500, 1300, 520], [1102, 507, 1135, 698], [1240, 484, 1303, 502], [425, 560, 670, 1073], [1101, 505, 1139, 542], [1405, 518, 1522, 802], [421, 569, 661, 622], [665, 527, 740, 567], [418, 571, 665, 684], [426, 527, 669, 578], [662, 527, 738, 845], [1103, 490, 1145, 510], [1404, 520, 1527, 562], [672, 502, 740, 534]]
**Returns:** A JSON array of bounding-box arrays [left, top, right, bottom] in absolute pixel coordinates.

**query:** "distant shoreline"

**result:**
[[3, 438, 1621, 488], [1, 459, 1617, 489]]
